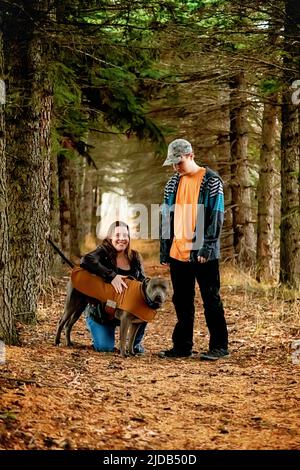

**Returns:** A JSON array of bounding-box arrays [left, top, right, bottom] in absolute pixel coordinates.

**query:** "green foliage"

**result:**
[[0, 410, 17, 421], [260, 79, 281, 96], [51, 63, 81, 108], [51, 60, 89, 153], [49, 1, 179, 151], [140, 69, 166, 80]]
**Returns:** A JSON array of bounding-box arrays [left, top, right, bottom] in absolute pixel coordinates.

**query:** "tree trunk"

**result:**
[[230, 72, 256, 267], [38, 74, 52, 285], [217, 86, 234, 260], [280, 0, 300, 288], [58, 152, 71, 257], [76, 155, 85, 249], [91, 176, 101, 243], [4, 1, 52, 323], [49, 152, 63, 274], [69, 155, 81, 259], [256, 94, 278, 282], [81, 166, 96, 245], [0, 31, 19, 345]]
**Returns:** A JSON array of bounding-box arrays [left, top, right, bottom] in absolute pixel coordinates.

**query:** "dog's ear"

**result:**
[[143, 277, 151, 286]]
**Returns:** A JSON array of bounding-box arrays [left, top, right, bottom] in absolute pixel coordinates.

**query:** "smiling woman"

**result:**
[[107, 222, 133, 293], [79, 220, 148, 353]]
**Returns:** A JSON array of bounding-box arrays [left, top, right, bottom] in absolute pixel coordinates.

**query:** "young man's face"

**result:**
[[173, 154, 193, 175]]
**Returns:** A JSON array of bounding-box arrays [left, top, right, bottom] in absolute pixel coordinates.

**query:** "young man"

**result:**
[[159, 138, 229, 360]]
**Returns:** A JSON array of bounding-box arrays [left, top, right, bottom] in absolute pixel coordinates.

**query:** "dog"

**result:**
[[55, 276, 168, 356]]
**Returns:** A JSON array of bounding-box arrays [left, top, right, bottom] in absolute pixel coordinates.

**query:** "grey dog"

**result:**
[[55, 277, 168, 356]]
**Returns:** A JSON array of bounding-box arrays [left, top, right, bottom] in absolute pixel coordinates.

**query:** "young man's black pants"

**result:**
[[170, 258, 228, 353]]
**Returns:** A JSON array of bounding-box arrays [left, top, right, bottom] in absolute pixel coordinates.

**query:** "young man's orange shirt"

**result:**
[[170, 168, 206, 261]]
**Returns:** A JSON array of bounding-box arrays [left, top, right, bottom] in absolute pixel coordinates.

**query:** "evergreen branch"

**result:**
[[89, 127, 126, 135], [60, 45, 127, 71]]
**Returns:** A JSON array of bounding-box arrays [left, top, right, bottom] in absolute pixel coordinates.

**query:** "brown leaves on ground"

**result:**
[[0, 264, 299, 450]]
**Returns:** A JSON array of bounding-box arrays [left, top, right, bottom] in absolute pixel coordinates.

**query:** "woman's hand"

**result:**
[[111, 275, 128, 294]]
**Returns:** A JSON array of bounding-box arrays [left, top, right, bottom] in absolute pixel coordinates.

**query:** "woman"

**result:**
[[80, 220, 146, 353]]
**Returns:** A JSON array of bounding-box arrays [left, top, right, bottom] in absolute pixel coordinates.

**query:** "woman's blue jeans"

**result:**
[[85, 311, 146, 353]]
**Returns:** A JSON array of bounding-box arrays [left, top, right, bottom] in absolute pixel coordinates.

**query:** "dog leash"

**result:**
[[47, 238, 75, 269]]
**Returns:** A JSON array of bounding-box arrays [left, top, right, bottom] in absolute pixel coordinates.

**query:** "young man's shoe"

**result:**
[[158, 348, 192, 358], [199, 348, 230, 361]]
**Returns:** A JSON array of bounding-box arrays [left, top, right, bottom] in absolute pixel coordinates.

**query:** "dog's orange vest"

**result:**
[[71, 267, 157, 322]]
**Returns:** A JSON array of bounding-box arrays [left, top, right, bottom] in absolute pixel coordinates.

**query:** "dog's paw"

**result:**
[[119, 351, 129, 358]]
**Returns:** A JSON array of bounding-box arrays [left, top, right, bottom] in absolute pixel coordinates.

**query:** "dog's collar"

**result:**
[[121, 275, 161, 308], [142, 278, 161, 310]]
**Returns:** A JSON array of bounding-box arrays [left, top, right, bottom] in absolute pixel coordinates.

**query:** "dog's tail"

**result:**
[[47, 238, 75, 269]]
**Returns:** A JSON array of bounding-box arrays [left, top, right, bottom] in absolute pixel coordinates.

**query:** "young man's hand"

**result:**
[[197, 256, 207, 263]]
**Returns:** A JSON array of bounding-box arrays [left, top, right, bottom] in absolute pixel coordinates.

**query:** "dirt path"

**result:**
[[1, 264, 299, 450]]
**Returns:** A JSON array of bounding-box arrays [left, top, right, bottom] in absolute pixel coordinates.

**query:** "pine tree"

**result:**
[[3, 0, 53, 323], [0, 25, 18, 344], [280, 0, 300, 288]]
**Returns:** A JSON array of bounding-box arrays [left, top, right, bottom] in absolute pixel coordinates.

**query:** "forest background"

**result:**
[[0, 0, 300, 452], [1, 0, 299, 343]]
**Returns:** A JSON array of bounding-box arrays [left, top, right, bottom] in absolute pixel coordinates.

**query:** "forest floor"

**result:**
[[0, 262, 300, 451]]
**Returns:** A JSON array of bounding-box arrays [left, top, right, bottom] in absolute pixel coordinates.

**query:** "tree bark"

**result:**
[[4, 1, 52, 323], [217, 86, 234, 260], [58, 152, 71, 257], [91, 178, 101, 243], [230, 72, 256, 267], [81, 165, 96, 244], [256, 94, 278, 282], [69, 155, 81, 259], [76, 155, 85, 249], [49, 152, 63, 274], [280, 0, 300, 288], [0, 31, 19, 344]]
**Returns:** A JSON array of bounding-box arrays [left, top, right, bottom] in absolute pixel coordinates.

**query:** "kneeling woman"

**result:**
[[80, 220, 146, 353]]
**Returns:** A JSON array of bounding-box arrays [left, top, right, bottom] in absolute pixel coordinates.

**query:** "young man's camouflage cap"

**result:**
[[162, 138, 193, 166]]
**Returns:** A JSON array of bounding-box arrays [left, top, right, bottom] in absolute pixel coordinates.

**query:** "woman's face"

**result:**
[[111, 226, 130, 252]]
